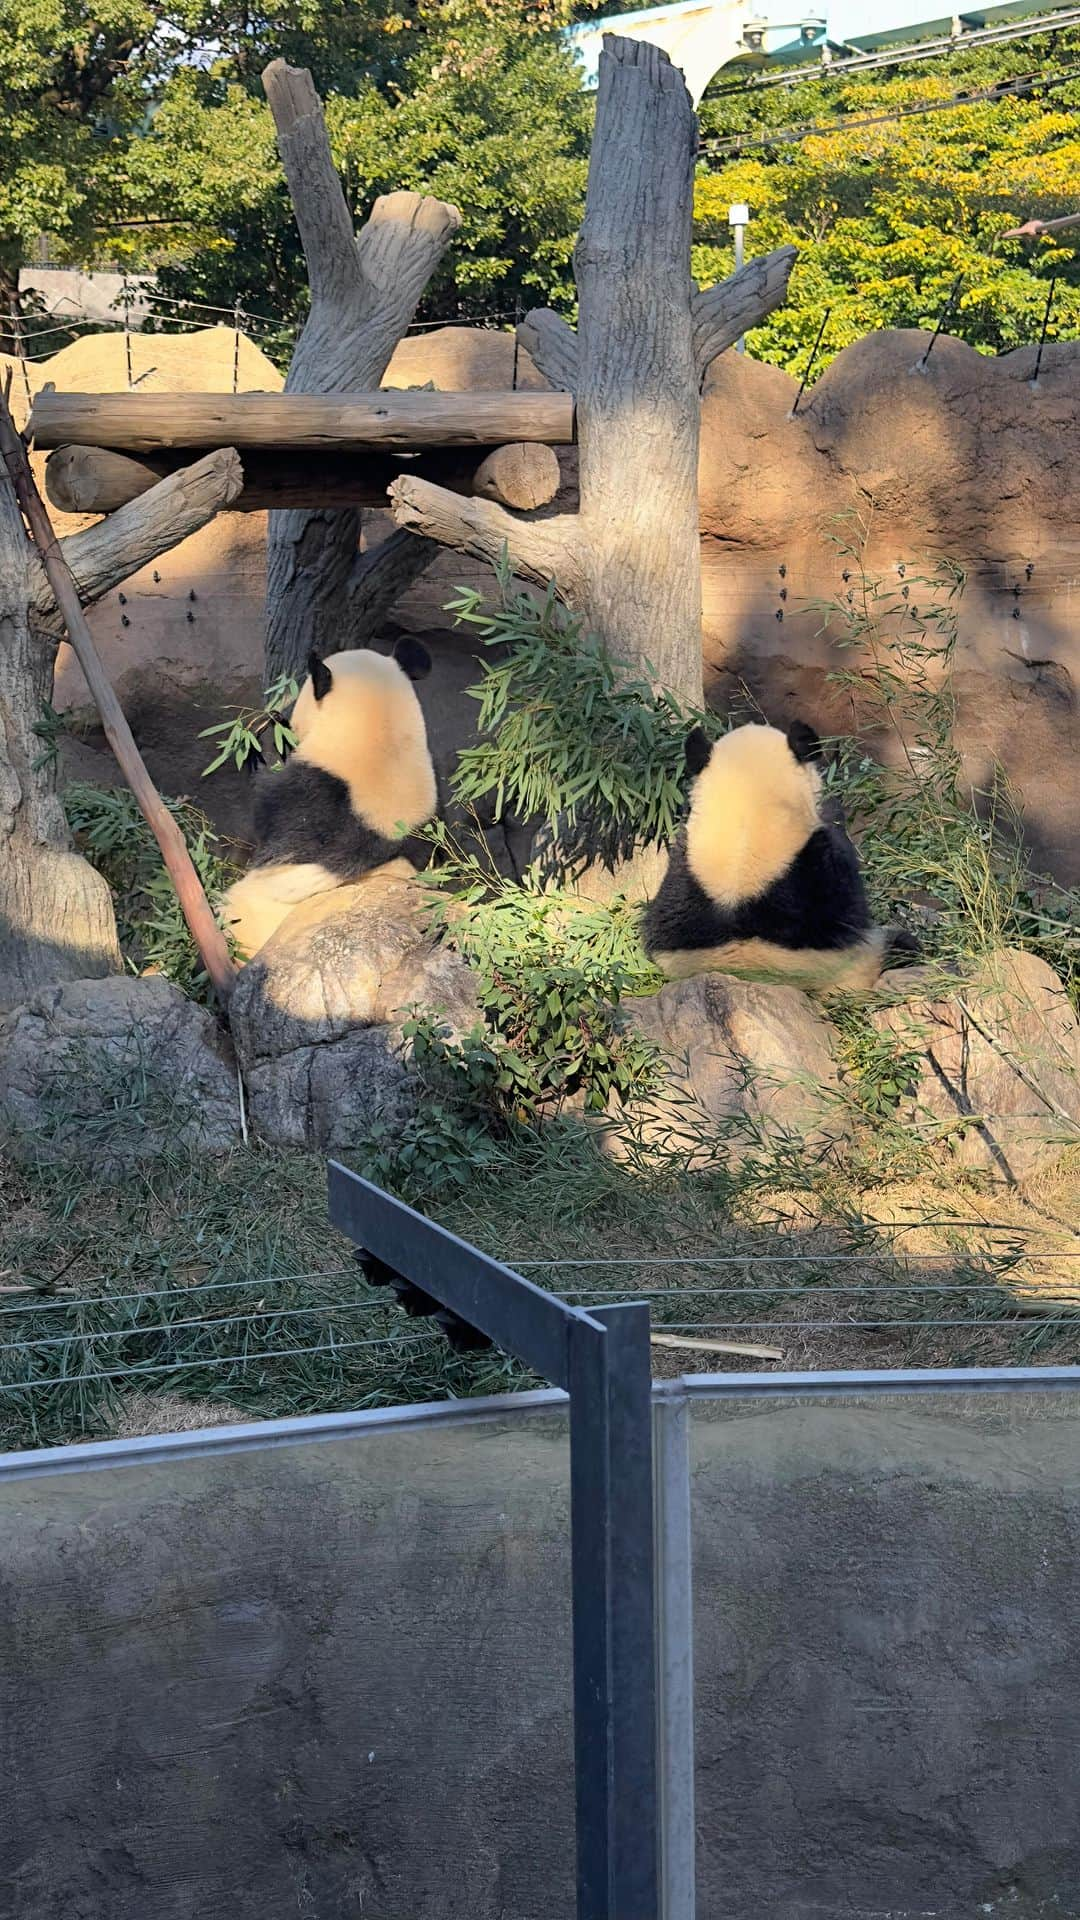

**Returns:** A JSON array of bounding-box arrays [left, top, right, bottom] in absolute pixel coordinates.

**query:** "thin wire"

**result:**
[[644, 1317, 1080, 1332], [511, 1251, 1080, 1267], [560, 1282, 1080, 1299], [701, 61, 1080, 160], [0, 1296, 392, 1358], [0, 1330, 437, 1396], [0, 1269, 354, 1317]]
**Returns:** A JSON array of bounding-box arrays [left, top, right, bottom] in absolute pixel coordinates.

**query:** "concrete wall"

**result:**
[[2, 1385, 1079, 1919]]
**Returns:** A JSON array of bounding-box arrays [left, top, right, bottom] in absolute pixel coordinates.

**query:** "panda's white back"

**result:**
[[291, 649, 436, 839], [685, 723, 822, 907]]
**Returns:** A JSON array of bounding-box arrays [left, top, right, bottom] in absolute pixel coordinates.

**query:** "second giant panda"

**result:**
[[642, 719, 913, 991], [220, 637, 437, 960]]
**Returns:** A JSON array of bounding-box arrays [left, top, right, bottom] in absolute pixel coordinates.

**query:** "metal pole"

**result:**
[[729, 202, 749, 353], [790, 307, 831, 416], [568, 1314, 615, 1918], [653, 1393, 696, 1920], [123, 276, 133, 388], [568, 1302, 659, 1919], [594, 1303, 658, 1917], [917, 274, 963, 369]]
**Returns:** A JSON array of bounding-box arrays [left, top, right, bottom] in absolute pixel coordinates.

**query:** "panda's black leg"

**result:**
[[883, 925, 922, 968]]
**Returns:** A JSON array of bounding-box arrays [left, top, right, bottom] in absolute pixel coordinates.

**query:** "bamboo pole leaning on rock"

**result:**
[[0, 383, 237, 1008]]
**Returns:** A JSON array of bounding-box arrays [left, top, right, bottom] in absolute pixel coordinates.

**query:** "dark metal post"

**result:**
[[593, 1303, 658, 1916], [790, 307, 830, 416], [1031, 275, 1057, 386], [916, 274, 963, 369], [327, 1164, 661, 1920]]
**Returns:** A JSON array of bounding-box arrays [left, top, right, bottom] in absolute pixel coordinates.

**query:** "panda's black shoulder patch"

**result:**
[[685, 727, 713, 777], [250, 761, 433, 880]]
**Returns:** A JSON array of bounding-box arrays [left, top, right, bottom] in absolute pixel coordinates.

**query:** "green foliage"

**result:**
[[137, 1, 592, 330], [63, 784, 239, 1000], [446, 561, 717, 857], [30, 701, 66, 775], [424, 834, 661, 1113], [199, 673, 299, 776], [695, 28, 1080, 370], [829, 999, 924, 1120], [0, 0, 153, 293]]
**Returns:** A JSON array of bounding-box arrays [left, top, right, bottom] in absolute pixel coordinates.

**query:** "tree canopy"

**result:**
[[117, 1, 594, 341], [0, 0, 153, 305], [5, 5, 1079, 369], [693, 28, 1080, 369]]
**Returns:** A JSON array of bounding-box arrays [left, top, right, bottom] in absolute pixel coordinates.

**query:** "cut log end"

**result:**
[[472, 442, 561, 512]]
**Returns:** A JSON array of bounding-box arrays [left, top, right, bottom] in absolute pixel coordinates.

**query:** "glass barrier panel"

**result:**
[[689, 1384, 1080, 1920], [0, 1399, 574, 1920]]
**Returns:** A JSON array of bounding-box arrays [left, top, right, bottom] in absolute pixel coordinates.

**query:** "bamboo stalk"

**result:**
[[0, 383, 236, 1009]]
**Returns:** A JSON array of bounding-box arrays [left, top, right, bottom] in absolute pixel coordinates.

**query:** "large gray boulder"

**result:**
[[228, 864, 478, 1152], [871, 947, 1080, 1182], [0, 974, 240, 1165], [623, 971, 848, 1161]]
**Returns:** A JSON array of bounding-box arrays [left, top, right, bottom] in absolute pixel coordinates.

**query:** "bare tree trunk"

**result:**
[[388, 37, 795, 712], [0, 471, 120, 1007], [262, 60, 461, 679], [575, 38, 701, 697], [0, 450, 243, 1009]]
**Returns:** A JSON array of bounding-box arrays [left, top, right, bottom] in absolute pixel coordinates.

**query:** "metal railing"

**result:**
[[328, 1161, 660, 1920]]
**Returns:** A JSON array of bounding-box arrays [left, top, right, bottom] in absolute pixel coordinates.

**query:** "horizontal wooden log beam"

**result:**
[[44, 441, 565, 516], [29, 389, 576, 454]]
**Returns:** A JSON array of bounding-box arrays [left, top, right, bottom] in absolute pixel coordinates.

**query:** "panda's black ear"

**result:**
[[685, 727, 712, 777], [392, 635, 433, 682], [307, 650, 333, 702], [787, 719, 823, 764]]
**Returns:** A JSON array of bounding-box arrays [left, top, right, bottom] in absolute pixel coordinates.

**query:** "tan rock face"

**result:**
[[0, 976, 240, 1165], [39, 320, 1080, 885], [623, 971, 849, 1162], [228, 867, 478, 1152], [871, 948, 1080, 1183]]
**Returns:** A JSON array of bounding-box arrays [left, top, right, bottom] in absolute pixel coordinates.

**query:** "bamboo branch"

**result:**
[[692, 246, 797, 383], [28, 449, 243, 632], [0, 390, 236, 1007], [388, 473, 586, 599]]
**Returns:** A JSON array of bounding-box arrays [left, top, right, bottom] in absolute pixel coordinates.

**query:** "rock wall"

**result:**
[[31, 321, 1080, 878]]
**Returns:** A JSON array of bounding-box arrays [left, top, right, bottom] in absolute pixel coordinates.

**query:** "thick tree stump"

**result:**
[[0, 449, 242, 1009], [388, 36, 796, 709]]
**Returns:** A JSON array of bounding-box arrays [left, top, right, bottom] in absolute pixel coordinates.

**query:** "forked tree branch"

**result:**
[[692, 245, 797, 383], [516, 309, 580, 392], [388, 475, 586, 601], [28, 448, 244, 633], [520, 245, 799, 396]]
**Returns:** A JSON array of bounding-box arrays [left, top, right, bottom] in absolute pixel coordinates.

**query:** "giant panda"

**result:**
[[642, 719, 912, 991], [220, 637, 437, 960]]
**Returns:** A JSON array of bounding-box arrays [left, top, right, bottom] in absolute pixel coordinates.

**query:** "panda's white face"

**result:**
[[290, 648, 436, 839], [685, 723, 823, 908]]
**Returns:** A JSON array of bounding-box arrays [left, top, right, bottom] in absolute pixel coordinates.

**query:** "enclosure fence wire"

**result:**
[[0, 1330, 438, 1397], [3, 1238, 1080, 1412]]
